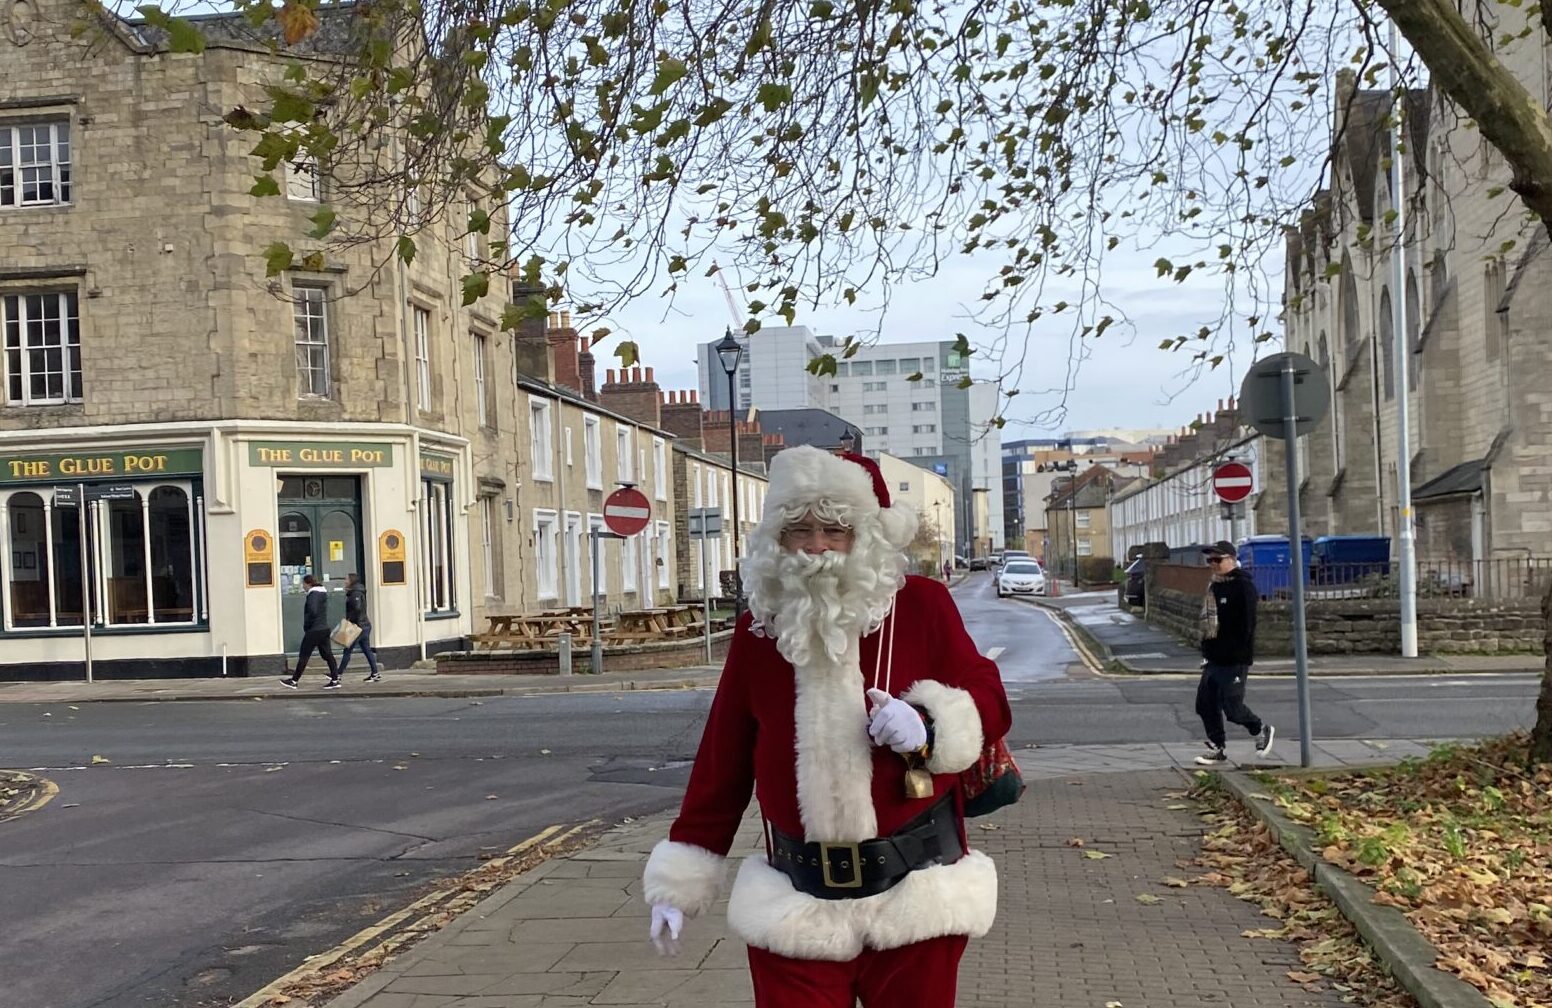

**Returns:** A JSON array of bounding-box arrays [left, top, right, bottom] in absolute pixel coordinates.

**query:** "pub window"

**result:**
[[653, 438, 667, 501], [584, 416, 603, 489], [421, 479, 455, 614], [0, 121, 71, 208], [587, 513, 607, 595], [622, 532, 638, 592], [4, 291, 83, 406], [529, 397, 554, 481], [2, 482, 203, 631], [474, 332, 491, 428], [413, 307, 432, 411], [533, 510, 558, 599], [292, 286, 331, 399], [480, 494, 500, 599]]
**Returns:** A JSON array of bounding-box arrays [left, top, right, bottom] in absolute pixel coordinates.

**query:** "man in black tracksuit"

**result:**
[[282, 574, 340, 689], [1195, 541, 1274, 764]]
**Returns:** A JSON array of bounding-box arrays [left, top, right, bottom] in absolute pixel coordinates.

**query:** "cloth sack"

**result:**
[[960, 737, 1026, 818], [331, 618, 362, 648]]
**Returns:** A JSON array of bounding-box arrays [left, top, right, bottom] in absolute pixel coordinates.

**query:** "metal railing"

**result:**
[[1298, 558, 1552, 601]]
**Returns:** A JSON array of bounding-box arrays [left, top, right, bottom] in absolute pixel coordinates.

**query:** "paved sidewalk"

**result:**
[[1033, 585, 1542, 676], [316, 742, 1443, 1008], [0, 665, 724, 705]]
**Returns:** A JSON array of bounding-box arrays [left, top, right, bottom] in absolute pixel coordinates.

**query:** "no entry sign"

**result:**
[[1212, 461, 1254, 503], [603, 486, 651, 536]]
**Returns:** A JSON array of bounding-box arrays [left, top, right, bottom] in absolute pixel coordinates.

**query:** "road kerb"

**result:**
[[1219, 770, 1493, 1008], [233, 820, 601, 1008]]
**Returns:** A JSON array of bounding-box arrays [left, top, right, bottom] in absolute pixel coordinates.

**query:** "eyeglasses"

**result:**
[[780, 524, 853, 543], [1207, 555, 1233, 564]]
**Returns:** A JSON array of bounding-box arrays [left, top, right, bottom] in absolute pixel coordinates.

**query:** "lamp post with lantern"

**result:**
[[714, 329, 745, 614]]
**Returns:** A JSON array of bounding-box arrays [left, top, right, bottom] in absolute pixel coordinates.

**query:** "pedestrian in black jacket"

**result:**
[[338, 573, 381, 682], [1194, 541, 1275, 764], [282, 574, 340, 689]]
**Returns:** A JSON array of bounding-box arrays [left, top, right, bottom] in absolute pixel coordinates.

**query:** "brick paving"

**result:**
[[323, 765, 1364, 1008]]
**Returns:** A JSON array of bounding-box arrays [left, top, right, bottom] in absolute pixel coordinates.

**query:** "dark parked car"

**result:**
[[1121, 558, 1145, 606], [968, 556, 990, 571]]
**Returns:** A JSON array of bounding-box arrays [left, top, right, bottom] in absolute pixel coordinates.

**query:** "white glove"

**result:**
[[649, 902, 684, 956], [866, 688, 928, 753]]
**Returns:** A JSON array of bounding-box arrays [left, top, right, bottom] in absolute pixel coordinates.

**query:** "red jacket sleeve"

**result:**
[[903, 578, 1012, 774], [666, 613, 758, 856]]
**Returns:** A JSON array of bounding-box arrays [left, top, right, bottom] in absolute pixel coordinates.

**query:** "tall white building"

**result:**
[[696, 329, 1004, 554]]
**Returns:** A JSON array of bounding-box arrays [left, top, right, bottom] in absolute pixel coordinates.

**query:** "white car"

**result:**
[[996, 559, 1047, 598]]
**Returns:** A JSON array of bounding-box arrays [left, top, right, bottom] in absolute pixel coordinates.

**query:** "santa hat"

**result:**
[[762, 445, 918, 549]]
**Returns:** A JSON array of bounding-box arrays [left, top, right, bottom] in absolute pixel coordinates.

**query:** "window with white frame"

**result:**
[[851, 360, 873, 376], [691, 463, 702, 507], [587, 513, 607, 595], [563, 425, 574, 467], [473, 333, 491, 428], [898, 480, 910, 492], [1077, 538, 1093, 556], [464, 200, 483, 260], [3, 291, 82, 406], [533, 510, 559, 599], [292, 286, 331, 398], [480, 494, 501, 598], [912, 401, 936, 412], [653, 438, 667, 500], [2, 482, 205, 631], [864, 404, 887, 415], [422, 479, 456, 613], [285, 156, 321, 201], [866, 426, 888, 436], [584, 416, 602, 488], [616, 425, 633, 482], [657, 522, 671, 588], [622, 532, 638, 592], [1, 121, 71, 208], [912, 424, 936, 434], [863, 381, 887, 392], [1075, 510, 1091, 528], [529, 397, 554, 481], [706, 467, 718, 508], [413, 307, 432, 410], [875, 359, 898, 375]]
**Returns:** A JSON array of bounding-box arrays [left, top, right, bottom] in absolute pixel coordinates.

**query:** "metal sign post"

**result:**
[[689, 508, 724, 663], [1241, 352, 1330, 768]]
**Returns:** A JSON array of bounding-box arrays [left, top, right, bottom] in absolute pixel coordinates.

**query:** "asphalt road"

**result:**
[[0, 578, 1538, 1008]]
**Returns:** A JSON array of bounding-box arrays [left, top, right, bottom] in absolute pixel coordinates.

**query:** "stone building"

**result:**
[[1279, 9, 1552, 570], [0, 2, 541, 676]]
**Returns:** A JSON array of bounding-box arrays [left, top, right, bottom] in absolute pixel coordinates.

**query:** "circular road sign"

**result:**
[[603, 486, 651, 536], [1238, 351, 1330, 440], [1212, 461, 1254, 503]]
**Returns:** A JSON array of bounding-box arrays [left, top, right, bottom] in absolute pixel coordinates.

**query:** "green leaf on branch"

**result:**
[[262, 242, 294, 276], [461, 272, 489, 306], [396, 236, 416, 264], [649, 56, 687, 95], [614, 340, 639, 367], [136, 6, 206, 53], [306, 207, 337, 239], [249, 175, 280, 197]]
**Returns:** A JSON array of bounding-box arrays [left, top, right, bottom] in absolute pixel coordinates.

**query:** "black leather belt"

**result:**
[[767, 796, 964, 900]]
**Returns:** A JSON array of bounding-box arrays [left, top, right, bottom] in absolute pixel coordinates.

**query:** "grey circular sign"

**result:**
[[1238, 352, 1330, 440]]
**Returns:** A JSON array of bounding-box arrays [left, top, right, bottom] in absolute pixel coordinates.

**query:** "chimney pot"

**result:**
[[645, 366, 654, 383], [561, 310, 571, 328], [548, 311, 559, 327]]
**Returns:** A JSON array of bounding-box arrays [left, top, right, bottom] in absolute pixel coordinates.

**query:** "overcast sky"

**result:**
[[608, 239, 1278, 441]]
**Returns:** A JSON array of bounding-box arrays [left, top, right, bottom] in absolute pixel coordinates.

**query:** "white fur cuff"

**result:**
[[642, 839, 728, 918], [902, 679, 985, 774]]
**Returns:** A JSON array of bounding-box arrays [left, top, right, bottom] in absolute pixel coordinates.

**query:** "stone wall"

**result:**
[[1145, 584, 1545, 656], [436, 630, 732, 675]]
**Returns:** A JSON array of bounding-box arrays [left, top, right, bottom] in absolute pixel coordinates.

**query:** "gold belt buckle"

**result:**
[[818, 841, 864, 889]]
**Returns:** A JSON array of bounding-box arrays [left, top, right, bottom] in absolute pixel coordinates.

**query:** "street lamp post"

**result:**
[[714, 329, 745, 615], [933, 500, 945, 578]]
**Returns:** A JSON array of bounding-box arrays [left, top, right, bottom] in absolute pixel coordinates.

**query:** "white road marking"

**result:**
[[985, 646, 1006, 661]]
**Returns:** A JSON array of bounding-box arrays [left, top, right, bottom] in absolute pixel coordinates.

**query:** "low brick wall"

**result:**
[[1144, 585, 1545, 656], [436, 629, 734, 675]]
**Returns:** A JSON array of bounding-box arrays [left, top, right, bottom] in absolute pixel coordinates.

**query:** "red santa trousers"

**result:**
[[746, 934, 969, 1008]]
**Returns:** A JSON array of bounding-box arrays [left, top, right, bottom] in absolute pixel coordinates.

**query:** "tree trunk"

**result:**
[[1375, 0, 1552, 234], [1533, 582, 1552, 764]]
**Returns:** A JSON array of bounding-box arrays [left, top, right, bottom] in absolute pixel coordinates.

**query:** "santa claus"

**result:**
[[643, 445, 1012, 1006]]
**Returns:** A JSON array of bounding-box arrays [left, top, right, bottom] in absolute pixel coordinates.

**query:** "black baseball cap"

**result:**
[[1202, 540, 1237, 559]]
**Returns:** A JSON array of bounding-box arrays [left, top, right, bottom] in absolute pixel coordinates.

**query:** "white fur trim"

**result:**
[[642, 839, 727, 918], [764, 445, 881, 519], [726, 850, 999, 960], [902, 679, 985, 775], [875, 503, 919, 550], [793, 650, 879, 841]]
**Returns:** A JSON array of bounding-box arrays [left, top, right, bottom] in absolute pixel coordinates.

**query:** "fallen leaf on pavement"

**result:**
[[1082, 850, 1112, 860], [393, 765, 408, 771], [1161, 876, 1190, 888], [1104, 1002, 1124, 1007], [539, 748, 551, 754], [90, 755, 110, 764], [1066, 837, 1085, 848], [1134, 893, 1163, 905], [977, 823, 1000, 831], [1166, 803, 1190, 810], [264, 766, 283, 773], [1286, 970, 1323, 984], [485, 795, 498, 800], [61, 803, 79, 809]]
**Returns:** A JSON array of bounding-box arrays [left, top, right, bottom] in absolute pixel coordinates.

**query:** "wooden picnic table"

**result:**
[[472, 611, 606, 650], [606, 605, 705, 643]]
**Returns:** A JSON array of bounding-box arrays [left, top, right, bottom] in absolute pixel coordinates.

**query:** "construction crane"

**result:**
[[711, 261, 743, 332]]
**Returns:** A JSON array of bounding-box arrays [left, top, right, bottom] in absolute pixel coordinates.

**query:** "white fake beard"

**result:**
[[764, 550, 875, 671]]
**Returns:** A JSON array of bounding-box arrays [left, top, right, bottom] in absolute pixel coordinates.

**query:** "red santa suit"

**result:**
[[643, 446, 1011, 1004]]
